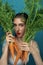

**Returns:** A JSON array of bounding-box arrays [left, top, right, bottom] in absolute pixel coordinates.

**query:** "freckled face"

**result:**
[[13, 18, 26, 38]]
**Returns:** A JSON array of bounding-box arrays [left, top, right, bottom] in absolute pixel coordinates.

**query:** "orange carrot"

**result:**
[[9, 39, 28, 65]]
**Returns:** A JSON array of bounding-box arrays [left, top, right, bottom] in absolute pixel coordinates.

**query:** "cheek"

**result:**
[[20, 27, 25, 34]]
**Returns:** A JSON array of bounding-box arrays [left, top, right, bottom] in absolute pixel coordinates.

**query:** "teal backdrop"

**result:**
[[0, 0, 43, 65]]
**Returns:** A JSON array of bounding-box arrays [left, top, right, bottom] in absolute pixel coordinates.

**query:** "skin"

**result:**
[[13, 18, 26, 38], [13, 18, 29, 51], [0, 42, 9, 65], [29, 40, 43, 65], [1, 17, 43, 65]]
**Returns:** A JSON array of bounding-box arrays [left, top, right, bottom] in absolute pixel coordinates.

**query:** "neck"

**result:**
[[15, 35, 25, 43], [16, 37, 23, 42]]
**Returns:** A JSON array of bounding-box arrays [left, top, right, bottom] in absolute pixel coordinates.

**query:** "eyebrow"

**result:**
[[19, 23, 25, 26], [13, 23, 25, 26]]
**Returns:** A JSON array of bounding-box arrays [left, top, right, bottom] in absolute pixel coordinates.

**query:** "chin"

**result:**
[[17, 35, 23, 38]]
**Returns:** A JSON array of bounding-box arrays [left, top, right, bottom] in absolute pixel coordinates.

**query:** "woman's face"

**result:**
[[13, 18, 26, 38]]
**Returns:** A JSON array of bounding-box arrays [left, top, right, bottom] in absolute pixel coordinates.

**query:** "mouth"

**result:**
[[17, 32, 21, 35]]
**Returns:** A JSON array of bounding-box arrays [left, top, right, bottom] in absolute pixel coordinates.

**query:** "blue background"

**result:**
[[0, 0, 43, 65]]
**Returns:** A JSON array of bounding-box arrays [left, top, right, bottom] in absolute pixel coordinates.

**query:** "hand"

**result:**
[[18, 42, 29, 52], [6, 32, 15, 45]]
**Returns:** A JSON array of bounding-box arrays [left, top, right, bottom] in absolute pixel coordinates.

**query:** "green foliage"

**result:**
[[0, 0, 15, 43], [0, 1, 15, 32], [0, 3, 14, 32], [23, 0, 43, 42], [0, 0, 43, 44]]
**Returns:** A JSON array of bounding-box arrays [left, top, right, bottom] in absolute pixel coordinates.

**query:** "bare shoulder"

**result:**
[[29, 40, 39, 48]]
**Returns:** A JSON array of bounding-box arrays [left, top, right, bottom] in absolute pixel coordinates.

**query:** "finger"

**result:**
[[6, 34, 14, 40], [7, 34, 14, 37], [6, 32, 11, 36], [19, 43, 28, 46], [8, 36, 14, 39], [8, 39, 14, 43], [19, 46, 29, 51], [6, 37, 13, 40], [6, 36, 14, 42], [19, 44, 28, 47], [6, 32, 15, 39], [20, 47, 29, 51], [22, 43, 28, 45]]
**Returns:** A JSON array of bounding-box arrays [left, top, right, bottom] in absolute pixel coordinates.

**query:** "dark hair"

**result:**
[[12, 13, 28, 24]]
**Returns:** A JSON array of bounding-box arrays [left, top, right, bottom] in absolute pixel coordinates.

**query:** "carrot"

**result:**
[[9, 39, 28, 65]]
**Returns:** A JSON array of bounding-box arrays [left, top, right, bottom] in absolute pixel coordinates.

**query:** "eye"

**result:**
[[19, 24, 24, 27], [13, 24, 17, 27]]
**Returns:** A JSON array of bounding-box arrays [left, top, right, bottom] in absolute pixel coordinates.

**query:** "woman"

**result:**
[[2, 13, 43, 65], [2, 13, 30, 65]]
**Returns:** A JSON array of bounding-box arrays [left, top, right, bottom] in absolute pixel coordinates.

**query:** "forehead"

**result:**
[[13, 18, 25, 24]]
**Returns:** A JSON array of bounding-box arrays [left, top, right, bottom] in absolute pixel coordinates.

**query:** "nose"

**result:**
[[16, 26, 19, 32]]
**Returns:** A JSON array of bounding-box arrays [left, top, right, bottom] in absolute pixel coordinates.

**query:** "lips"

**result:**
[[17, 32, 21, 35]]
